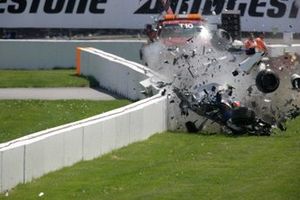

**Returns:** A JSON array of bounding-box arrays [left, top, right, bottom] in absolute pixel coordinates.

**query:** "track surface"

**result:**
[[0, 88, 118, 100]]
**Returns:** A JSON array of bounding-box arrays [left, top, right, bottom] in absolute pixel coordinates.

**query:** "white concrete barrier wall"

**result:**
[[78, 47, 154, 100], [24, 132, 66, 183], [0, 146, 24, 192], [24, 126, 84, 183], [0, 94, 167, 192], [0, 39, 146, 69]]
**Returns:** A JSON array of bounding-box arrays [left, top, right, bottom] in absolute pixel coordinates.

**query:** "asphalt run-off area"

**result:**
[[0, 88, 117, 100]]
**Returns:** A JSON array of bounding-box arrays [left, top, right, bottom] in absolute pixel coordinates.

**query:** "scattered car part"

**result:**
[[238, 52, 264, 74], [211, 29, 233, 51], [256, 69, 280, 93], [291, 74, 300, 89]]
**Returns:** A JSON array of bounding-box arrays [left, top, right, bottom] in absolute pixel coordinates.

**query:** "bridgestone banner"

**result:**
[[0, 0, 299, 32]]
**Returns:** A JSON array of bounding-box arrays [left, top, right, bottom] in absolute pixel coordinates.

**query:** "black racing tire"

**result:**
[[185, 121, 199, 133], [231, 107, 256, 126], [256, 69, 280, 93]]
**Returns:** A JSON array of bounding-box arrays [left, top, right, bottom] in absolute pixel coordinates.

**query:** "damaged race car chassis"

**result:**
[[173, 87, 273, 136]]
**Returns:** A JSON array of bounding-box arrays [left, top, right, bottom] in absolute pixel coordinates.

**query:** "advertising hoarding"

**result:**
[[0, 0, 299, 32]]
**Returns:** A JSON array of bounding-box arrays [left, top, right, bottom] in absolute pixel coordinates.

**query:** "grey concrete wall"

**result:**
[[1, 39, 299, 69], [268, 44, 300, 57], [0, 39, 146, 69], [0, 94, 167, 192], [79, 47, 154, 100]]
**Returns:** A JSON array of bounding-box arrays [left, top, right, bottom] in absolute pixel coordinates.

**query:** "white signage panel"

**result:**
[[0, 0, 299, 32]]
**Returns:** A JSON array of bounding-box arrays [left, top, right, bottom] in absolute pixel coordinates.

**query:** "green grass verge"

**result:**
[[2, 118, 299, 200], [0, 69, 95, 88], [0, 100, 131, 143]]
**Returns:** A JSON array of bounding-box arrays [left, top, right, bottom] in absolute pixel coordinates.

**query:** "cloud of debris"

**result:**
[[142, 25, 300, 135]]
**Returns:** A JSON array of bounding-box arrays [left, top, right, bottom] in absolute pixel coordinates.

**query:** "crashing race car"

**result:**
[[173, 83, 273, 136]]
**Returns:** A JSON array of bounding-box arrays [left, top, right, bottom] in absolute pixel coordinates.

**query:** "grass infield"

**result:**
[[1, 118, 299, 200], [0, 100, 131, 143], [0, 69, 95, 88]]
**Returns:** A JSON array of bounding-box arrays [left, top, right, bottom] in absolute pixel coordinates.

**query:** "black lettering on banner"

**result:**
[[190, 0, 202, 14], [8, 0, 26, 13], [289, 1, 299, 18], [44, 0, 65, 14], [134, 0, 180, 14], [131, 0, 294, 19], [202, 0, 226, 15], [226, 0, 237, 10], [170, 0, 179, 13], [30, 0, 40, 13], [248, 0, 266, 17], [238, 3, 247, 16], [90, 0, 106, 14], [179, 0, 189, 14], [267, 0, 286, 18], [0, 0, 7, 14], [66, 0, 76, 14], [77, 0, 88, 14], [134, 0, 162, 14]]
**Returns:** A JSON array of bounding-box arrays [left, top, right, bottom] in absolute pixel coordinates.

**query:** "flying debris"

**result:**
[[140, 1, 300, 135], [291, 74, 300, 89]]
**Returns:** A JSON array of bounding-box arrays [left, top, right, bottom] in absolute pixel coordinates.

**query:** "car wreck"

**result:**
[[173, 84, 273, 135], [141, 0, 300, 135]]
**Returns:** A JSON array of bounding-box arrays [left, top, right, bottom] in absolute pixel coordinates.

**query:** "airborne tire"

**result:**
[[256, 69, 280, 93]]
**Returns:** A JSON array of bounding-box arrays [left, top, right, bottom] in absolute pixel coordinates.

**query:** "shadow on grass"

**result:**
[[69, 74, 99, 87], [172, 120, 274, 138], [69, 74, 128, 100], [52, 66, 76, 70], [170, 130, 275, 138], [91, 87, 127, 99]]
